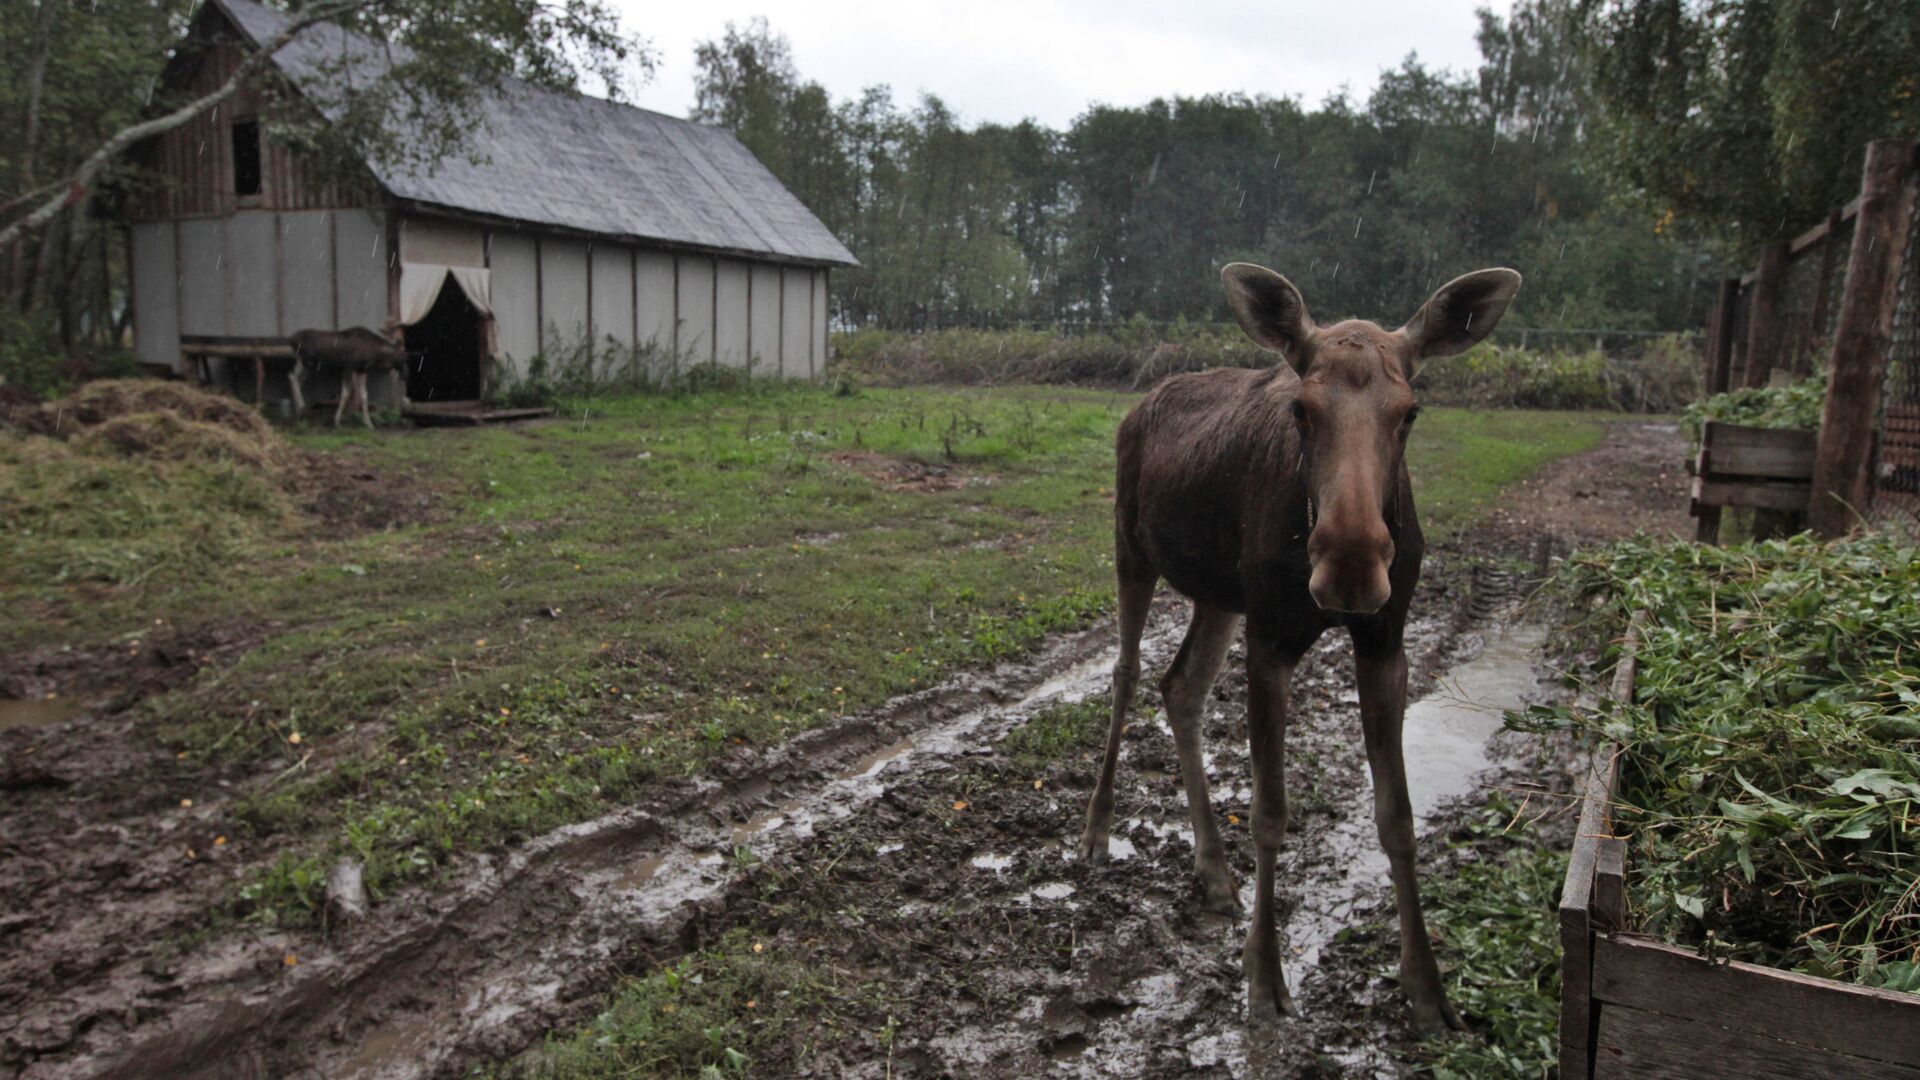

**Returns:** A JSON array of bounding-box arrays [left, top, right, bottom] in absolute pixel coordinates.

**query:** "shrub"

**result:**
[[1680, 372, 1826, 449]]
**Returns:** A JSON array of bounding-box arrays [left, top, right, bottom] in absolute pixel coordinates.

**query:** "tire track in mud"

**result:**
[[55, 559, 1524, 1080], [48, 605, 1184, 1080]]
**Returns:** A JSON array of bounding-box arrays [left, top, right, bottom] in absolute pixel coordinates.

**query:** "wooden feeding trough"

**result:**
[[1558, 616, 1920, 1079], [1688, 421, 1816, 543]]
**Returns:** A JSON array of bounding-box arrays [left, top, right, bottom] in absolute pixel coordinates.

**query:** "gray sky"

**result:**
[[615, 0, 1514, 129]]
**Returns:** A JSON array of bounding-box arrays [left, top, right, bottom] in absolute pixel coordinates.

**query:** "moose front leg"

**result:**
[[1355, 645, 1464, 1035], [1242, 631, 1298, 1024]]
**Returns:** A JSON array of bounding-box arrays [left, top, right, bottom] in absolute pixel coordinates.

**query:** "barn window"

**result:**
[[231, 119, 262, 196]]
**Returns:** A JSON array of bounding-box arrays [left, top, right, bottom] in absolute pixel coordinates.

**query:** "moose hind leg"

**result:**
[[1242, 630, 1299, 1024], [332, 372, 349, 427], [1355, 645, 1464, 1035], [1162, 602, 1241, 913], [357, 372, 374, 428], [1078, 573, 1155, 864]]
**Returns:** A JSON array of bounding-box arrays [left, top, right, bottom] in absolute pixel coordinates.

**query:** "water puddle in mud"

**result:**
[[339, 1016, 439, 1079], [971, 853, 1014, 872], [0, 695, 84, 731], [1278, 621, 1546, 988]]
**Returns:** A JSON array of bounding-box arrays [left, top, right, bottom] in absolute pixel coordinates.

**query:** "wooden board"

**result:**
[[1593, 1000, 1920, 1079], [1593, 935, 1920, 1069], [1691, 476, 1811, 512]]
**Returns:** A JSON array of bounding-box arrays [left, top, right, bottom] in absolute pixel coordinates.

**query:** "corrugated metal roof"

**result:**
[[211, 0, 857, 266]]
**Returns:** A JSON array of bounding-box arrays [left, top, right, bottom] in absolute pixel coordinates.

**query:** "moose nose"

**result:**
[[1306, 527, 1394, 615]]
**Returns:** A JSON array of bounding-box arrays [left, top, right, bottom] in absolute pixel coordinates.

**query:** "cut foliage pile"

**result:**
[[0, 379, 299, 585], [1516, 534, 1920, 991], [1680, 373, 1827, 451]]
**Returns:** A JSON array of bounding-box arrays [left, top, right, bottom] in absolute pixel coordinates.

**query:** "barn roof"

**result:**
[[208, 0, 857, 267]]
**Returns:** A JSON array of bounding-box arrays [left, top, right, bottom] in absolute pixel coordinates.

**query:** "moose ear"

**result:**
[[1400, 268, 1522, 371], [1222, 263, 1313, 371]]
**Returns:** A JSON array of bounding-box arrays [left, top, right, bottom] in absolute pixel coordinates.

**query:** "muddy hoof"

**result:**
[[1075, 830, 1109, 865], [1410, 999, 1466, 1037], [1246, 985, 1300, 1028], [1201, 874, 1242, 916]]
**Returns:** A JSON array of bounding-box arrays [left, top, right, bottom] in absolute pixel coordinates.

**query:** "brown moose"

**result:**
[[1077, 263, 1521, 1032], [288, 327, 409, 428]]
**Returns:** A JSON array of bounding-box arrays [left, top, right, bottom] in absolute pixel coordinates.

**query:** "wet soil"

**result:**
[[0, 419, 1689, 1078]]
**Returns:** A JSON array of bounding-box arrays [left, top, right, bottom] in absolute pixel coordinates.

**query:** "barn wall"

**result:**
[[677, 255, 715, 363], [227, 211, 278, 336], [539, 237, 589, 352], [279, 211, 335, 334], [813, 270, 829, 375], [779, 267, 812, 379], [635, 250, 676, 357], [590, 244, 634, 349], [749, 264, 781, 375], [714, 259, 750, 369], [131, 223, 180, 368], [490, 230, 539, 364], [129, 15, 379, 221], [177, 219, 226, 336], [402, 218, 484, 267], [333, 209, 389, 330]]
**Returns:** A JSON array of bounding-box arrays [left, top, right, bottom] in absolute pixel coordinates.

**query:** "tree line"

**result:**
[[1, 0, 1913, 371]]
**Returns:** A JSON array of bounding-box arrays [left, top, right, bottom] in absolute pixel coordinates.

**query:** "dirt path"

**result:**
[[0, 419, 1689, 1079]]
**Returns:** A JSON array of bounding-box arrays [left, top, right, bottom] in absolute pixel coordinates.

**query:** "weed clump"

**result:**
[[1515, 534, 1920, 991]]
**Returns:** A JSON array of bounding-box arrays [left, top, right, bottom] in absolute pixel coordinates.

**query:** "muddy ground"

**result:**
[[0, 421, 1688, 1079]]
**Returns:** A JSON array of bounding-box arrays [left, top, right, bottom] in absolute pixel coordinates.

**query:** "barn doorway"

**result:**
[[404, 273, 485, 402]]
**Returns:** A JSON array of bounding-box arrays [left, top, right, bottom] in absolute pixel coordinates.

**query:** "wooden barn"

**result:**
[[128, 0, 857, 412]]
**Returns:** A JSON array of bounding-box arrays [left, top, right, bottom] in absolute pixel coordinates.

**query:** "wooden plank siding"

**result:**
[[128, 22, 380, 222]]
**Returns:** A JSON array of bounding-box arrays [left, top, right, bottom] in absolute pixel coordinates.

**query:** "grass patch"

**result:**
[[1514, 534, 1920, 990], [1, 383, 1605, 926], [1000, 696, 1111, 775], [524, 929, 879, 1079]]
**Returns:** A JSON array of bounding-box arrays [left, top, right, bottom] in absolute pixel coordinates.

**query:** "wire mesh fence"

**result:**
[[1871, 194, 1920, 538]]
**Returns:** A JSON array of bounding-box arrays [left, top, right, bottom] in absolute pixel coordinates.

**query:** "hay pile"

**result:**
[[4, 379, 291, 473], [1, 380, 300, 586]]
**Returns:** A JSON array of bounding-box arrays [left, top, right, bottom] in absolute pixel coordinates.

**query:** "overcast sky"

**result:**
[[614, 0, 1514, 129]]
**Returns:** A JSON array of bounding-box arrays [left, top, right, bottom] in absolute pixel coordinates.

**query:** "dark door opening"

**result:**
[[404, 275, 484, 402]]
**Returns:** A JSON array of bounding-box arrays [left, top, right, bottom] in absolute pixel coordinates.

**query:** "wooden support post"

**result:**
[[1810, 140, 1919, 538], [253, 356, 266, 408], [1805, 208, 1846, 367], [1741, 242, 1789, 388], [1705, 277, 1739, 394]]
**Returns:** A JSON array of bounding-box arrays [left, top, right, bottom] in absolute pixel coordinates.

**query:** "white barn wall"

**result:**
[[333, 210, 388, 330], [177, 220, 226, 337], [590, 244, 634, 349], [677, 255, 714, 363], [634, 250, 676, 361], [490, 231, 539, 364], [714, 259, 750, 369], [227, 212, 278, 337], [812, 270, 829, 375], [748, 264, 781, 376], [131, 223, 179, 368], [777, 268, 810, 379], [278, 211, 335, 335], [539, 237, 589, 352]]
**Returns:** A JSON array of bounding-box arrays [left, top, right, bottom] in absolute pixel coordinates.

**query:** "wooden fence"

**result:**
[[1558, 613, 1920, 1078], [1699, 139, 1920, 538]]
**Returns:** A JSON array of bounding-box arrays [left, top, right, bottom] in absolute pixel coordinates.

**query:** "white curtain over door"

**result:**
[[397, 262, 493, 326]]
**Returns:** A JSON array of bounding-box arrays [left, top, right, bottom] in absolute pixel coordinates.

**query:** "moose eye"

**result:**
[[1404, 405, 1421, 427], [1290, 399, 1308, 424]]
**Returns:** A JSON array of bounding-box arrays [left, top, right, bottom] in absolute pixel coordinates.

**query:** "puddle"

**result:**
[[1275, 621, 1546, 989], [337, 1016, 439, 1080], [971, 853, 1014, 872], [612, 856, 666, 891], [876, 842, 904, 855], [1032, 882, 1075, 900], [0, 695, 84, 731], [838, 737, 915, 781]]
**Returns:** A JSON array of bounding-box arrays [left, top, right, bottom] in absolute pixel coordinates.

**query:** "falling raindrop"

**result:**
[[1353, 217, 1363, 239], [1331, 262, 1340, 282], [1238, 189, 1246, 209], [1366, 170, 1376, 195]]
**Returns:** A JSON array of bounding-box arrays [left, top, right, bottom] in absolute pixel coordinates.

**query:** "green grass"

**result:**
[[0, 385, 1605, 925]]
